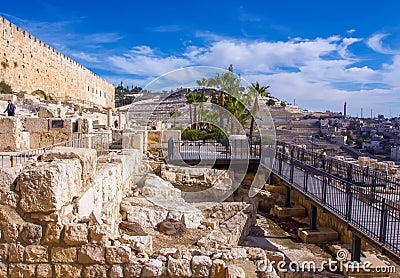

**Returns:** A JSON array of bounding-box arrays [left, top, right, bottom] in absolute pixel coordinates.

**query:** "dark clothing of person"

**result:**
[[114, 120, 119, 129], [4, 102, 16, 116]]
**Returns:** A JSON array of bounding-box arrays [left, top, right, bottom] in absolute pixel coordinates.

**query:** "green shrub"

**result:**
[[182, 129, 206, 141], [32, 89, 53, 100], [0, 81, 12, 94]]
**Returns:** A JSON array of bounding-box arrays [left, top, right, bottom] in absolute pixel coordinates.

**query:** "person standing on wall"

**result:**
[[4, 100, 16, 116]]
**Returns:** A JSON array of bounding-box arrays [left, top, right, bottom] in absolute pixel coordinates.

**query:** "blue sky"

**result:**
[[2, 0, 400, 116]]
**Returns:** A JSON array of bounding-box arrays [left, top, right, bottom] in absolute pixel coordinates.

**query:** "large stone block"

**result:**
[[192, 255, 212, 277], [8, 244, 24, 263], [82, 265, 107, 278], [36, 264, 53, 278], [19, 223, 42, 245], [54, 264, 82, 278], [24, 117, 49, 133], [0, 205, 25, 243], [63, 224, 88, 246], [106, 245, 132, 264], [51, 247, 77, 263], [18, 159, 83, 213], [78, 244, 105, 264], [0, 116, 22, 134], [8, 263, 36, 277], [120, 235, 153, 254], [0, 166, 20, 190], [141, 259, 163, 277], [40, 147, 97, 188], [122, 131, 144, 153], [167, 258, 192, 277], [24, 245, 48, 263], [44, 223, 63, 244]]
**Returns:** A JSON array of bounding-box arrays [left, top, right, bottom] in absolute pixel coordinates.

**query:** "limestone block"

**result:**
[[121, 198, 168, 228], [161, 129, 181, 153], [18, 159, 82, 212], [20, 223, 42, 245], [191, 255, 212, 277], [82, 265, 107, 278], [120, 235, 153, 254], [0, 189, 19, 208], [0, 205, 25, 243], [110, 149, 142, 188], [36, 264, 53, 278], [24, 245, 48, 263], [78, 244, 105, 264], [159, 248, 177, 257], [226, 265, 246, 278], [38, 106, 61, 118], [76, 188, 98, 220], [40, 147, 97, 187], [0, 166, 20, 189], [0, 116, 22, 134], [124, 262, 143, 277], [44, 223, 63, 244], [141, 175, 181, 199], [8, 244, 24, 263], [211, 259, 226, 278], [19, 159, 82, 213], [51, 247, 77, 263], [8, 263, 36, 277], [63, 224, 88, 246], [0, 263, 6, 277], [110, 265, 124, 278], [24, 117, 49, 133], [89, 225, 112, 245], [0, 133, 21, 151], [54, 264, 82, 278], [77, 118, 93, 133], [106, 245, 132, 264], [167, 258, 192, 277], [122, 131, 144, 153], [0, 244, 8, 262], [141, 259, 163, 277]]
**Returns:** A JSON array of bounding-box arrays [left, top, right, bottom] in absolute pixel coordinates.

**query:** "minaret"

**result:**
[[344, 102, 347, 118]]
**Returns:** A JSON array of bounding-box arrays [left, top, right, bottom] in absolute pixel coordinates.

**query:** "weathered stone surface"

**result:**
[[89, 225, 112, 245], [54, 264, 82, 278], [222, 248, 247, 260], [78, 244, 105, 264], [226, 265, 246, 278], [20, 223, 42, 245], [106, 245, 131, 264], [40, 147, 97, 188], [63, 224, 88, 245], [0, 166, 20, 190], [44, 223, 63, 244], [110, 265, 124, 278], [0, 262, 6, 277], [124, 262, 143, 277], [0, 189, 19, 208], [211, 259, 226, 278], [141, 259, 163, 277], [8, 244, 24, 263], [167, 258, 192, 277], [24, 117, 49, 133], [191, 255, 212, 277], [121, 198, 168, 228], [120, 235, 153, 254], [25, 245, 48, 263], [159, 248, 177, 257], [82, 265, 107, 278], [30, 212, 59, 222], [51, 247, 77, 263], [19, 159, 82, 213], [0, 244, 8, 262], [8, 263, 35, 278], [36, 264, 52, 278], [0, 205, 25, 243]]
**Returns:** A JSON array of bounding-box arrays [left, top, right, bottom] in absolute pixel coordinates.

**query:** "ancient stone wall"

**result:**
[[0, 16, 115, 109]]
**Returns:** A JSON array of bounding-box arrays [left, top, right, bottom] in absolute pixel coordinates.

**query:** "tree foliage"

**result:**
[[0, 81, 12, 94]]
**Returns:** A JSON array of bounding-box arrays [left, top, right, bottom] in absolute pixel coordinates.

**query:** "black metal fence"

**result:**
[[168, 139, 262, 161], [270, 141, 400, 258]]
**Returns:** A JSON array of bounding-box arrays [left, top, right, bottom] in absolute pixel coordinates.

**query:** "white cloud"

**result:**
[[367, 33, 400, 54]]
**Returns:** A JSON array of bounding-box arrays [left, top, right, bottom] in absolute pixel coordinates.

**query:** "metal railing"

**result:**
[[168, 139, 262, 161], [0, 132, 111, 168], [269, 141, 400, 258]]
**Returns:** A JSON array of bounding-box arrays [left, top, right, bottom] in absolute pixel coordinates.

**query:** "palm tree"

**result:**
[[249, 82, 270, 139], [169, 110, 181, 127], [186, 93, 203, 129], [195, 78, 209, 124]]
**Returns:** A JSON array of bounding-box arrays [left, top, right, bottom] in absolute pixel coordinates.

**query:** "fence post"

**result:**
[[284, 186, 292, 208], [351, 233, 362, 262], [290, 148, 294, 183], [304, 171, 308, 193], [322, 176, 327, 205], [168, 138, 174, 160], [345, 183, 353, 221], [379, 198, 388, 244], [310, 204, 318, 231]]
